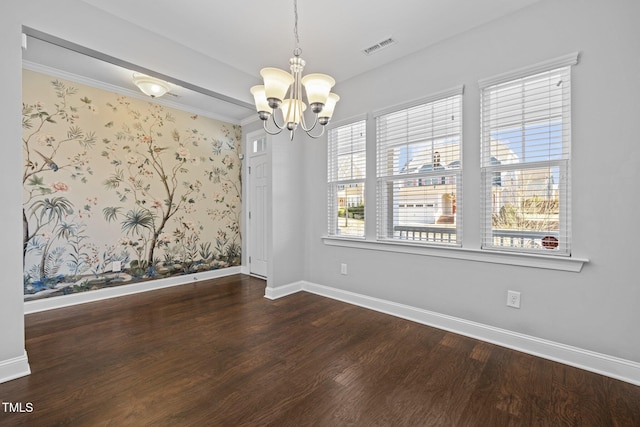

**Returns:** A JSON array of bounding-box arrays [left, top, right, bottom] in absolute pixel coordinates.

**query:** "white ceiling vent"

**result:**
[[362, 37, 397, 56]]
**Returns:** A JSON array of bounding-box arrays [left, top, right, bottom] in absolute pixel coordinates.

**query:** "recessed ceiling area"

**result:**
[[22, 32, 254, 123], [23, 1, 541, 123]]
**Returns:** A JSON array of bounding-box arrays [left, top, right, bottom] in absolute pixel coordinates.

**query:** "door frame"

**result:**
[[244, 130, 270, 278]]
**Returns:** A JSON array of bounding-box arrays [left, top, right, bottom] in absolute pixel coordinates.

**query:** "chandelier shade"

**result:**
[[260, 68, 295, 107], [250, 0, 339, 140], [281, 99, 307, 128], [319, 93, 340, 125], [250, 85, 271, 114], [301, 73, 335, 110]]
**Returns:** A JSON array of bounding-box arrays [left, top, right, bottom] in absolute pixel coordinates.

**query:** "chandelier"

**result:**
[[250, 0, 339, 140]]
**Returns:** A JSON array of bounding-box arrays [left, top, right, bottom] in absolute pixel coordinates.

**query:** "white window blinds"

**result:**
[[375, 87, 463, 245], [327, 119, 366, 237], [480, 54, 578, 255]]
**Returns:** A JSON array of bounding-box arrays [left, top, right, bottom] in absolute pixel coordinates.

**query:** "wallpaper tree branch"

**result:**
[[22, 69, 242, 300]]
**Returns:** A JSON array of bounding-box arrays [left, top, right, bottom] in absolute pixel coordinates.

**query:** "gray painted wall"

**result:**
[[270, 132, 307, 288], [304, 0, 640, 363]]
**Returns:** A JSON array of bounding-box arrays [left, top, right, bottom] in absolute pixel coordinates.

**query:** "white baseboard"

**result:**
[[24, 267, 242, 314], [0, 350, 31, 384], [264, 281, 304, 300], [265, 280, 640, 386]]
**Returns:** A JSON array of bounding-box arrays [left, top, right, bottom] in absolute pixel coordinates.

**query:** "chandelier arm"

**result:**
[[304, 122, 326, 139], [263, 119, 283, 136], [298, 111, 319, 133], [270, 109, 287, 131]]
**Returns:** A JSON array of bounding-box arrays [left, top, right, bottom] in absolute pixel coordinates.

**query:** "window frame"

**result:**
[[479, 53, 579, 256], [327, 117, 367, 239], [322, 55, 587, 271], [374, 86, 464, 247]]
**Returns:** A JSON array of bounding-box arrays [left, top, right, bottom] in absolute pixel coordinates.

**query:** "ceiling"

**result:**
[[24, 0, 540, 123]]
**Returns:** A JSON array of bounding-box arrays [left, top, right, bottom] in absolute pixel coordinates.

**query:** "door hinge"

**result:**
[[248, 211, 251, 220], [249, 256, 252, 264], [248, 166, 252, 174]]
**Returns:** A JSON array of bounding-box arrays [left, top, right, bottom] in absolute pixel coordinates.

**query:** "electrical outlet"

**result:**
[[507, 290, 521, 308], [340, 263, 348, 275], [112, 261, 121, 272]]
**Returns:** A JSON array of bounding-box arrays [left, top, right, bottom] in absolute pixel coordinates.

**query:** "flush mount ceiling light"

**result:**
[[132, 73, 171, 98], [250, 0, 339, 140]]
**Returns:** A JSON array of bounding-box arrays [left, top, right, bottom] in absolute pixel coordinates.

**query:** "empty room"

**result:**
[[1, 0, 639, 425]]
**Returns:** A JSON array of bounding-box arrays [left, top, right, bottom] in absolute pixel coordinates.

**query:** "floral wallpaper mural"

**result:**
[[22, 69, 242, 300]]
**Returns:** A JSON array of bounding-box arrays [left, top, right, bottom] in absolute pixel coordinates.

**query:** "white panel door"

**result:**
[[248, 152, 268, 277]]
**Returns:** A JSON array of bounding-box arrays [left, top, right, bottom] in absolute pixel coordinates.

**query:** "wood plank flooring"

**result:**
[[1, 274, 639, 426]]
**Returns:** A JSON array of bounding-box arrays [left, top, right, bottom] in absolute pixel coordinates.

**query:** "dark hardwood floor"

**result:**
[[1, 274, 639, 426]]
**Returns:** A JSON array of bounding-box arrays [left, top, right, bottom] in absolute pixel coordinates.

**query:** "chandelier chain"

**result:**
[[293, 0, 301, 55]]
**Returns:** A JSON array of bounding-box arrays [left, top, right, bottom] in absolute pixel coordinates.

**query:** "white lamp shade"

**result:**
[[250, 85, 271, 112], [301, 73, 335, 105], [260, 67, 294, 102], [319, 93, 340, 119], [280, 99, 307, 124], [133, 73, 171, 98]]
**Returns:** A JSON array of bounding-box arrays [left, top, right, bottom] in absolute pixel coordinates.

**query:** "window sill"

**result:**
[[321, 236, 588, 272]]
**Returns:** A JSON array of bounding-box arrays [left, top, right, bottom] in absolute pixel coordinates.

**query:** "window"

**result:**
[[327, 120, 366, 237], [251, 135, 267, 154], [480, 54, 578, 255], [375, 88, 463, 245]]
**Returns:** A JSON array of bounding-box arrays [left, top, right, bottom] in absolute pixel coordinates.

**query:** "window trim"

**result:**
[[477, 52, 580, 89], [322, 235, 588, 272], [375, 86, 464, 246], [327, 118, 367, 239], [372, 85, 464, 118], [321, 58, 589, 270], [479, 53, 579, 256]]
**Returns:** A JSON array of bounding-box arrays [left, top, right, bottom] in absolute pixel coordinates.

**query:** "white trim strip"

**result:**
[[24, 267, 242, 314], [0, 351, 31, 384], [478, 52, 580, 88], [327, 113, 368, 131], [265, 281, 640, 386], [372, 85, 464, 118], [264, 281, 304, 300], [322, 236, 587, 272]]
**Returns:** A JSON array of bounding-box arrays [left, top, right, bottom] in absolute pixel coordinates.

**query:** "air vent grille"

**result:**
[[362, 37, 397, 56]]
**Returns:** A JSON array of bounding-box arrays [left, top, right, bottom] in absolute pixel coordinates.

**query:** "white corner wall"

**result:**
[[0, 3, 30, 384], [241, 120, 308, 296], [303, 0, 640, 381], [1, 0, 259, 383], [267, 131, 307, 291]]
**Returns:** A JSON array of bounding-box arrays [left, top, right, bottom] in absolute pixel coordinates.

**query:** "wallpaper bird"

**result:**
[[33, 149, 59, 171]]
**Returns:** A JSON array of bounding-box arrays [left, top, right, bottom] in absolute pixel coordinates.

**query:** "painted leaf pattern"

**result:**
[[22, 69, 242, 299]]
